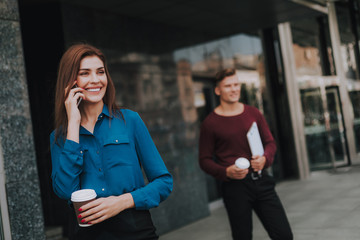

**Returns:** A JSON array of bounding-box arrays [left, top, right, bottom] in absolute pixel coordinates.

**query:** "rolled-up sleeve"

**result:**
[[130, 113, 173, 210], [50, 132, 84, 200]]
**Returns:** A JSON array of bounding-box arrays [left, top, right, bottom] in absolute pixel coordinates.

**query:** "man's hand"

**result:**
[[250, 155, 266, 172], [226, 165, 249, 180]]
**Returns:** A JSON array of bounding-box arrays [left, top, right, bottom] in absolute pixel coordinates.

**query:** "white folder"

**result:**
[[246, 122, 264, 157]]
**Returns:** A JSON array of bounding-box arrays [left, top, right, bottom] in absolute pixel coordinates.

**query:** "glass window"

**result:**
[[336, 1, 358, 79], [349, 90, 360, 152], [336, 1, 360, 156], [291, 16, 335, 77], [174, 33, 270, 200], [291, 16, 349, 170], [174, 33, 267, 114]]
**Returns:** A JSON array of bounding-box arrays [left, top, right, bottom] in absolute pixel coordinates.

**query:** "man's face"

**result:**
[[215, 75, 241, 104]]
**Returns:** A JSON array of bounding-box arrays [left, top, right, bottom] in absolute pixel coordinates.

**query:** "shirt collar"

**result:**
[[80, 126, 92, 135], [102, 104, 113, 119], [79, 104, 113, 135]]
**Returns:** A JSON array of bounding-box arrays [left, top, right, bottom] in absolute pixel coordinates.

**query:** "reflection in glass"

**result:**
[[300, 88, 329, 168], [291, 16, 334, 77], [336, 1, 359, 80], [291, 15, 350, 169], [349, 90, 360, 152], [336, 1, 360, 155], [326, 86, 347, 162], [174, 33, 268, 200], [299, 78, 348, 170], [174, 33, 266, 115]]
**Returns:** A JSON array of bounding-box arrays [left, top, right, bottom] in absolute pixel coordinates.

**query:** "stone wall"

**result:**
[[0, 0, 45, 239]]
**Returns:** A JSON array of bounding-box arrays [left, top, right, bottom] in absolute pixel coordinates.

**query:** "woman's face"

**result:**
[[76, 56, 108, 105]]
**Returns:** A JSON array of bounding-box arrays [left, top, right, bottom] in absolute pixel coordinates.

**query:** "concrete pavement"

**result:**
[[160, 166, 360, 240]]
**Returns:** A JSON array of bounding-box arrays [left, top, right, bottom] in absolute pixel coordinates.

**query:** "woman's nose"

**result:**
[[90, 73, 100, 83]]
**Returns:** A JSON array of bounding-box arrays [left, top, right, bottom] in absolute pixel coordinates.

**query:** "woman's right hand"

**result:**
[[64, 81, 85, 124], [65, 81, 85, 143], [78, 193, 135, 225]]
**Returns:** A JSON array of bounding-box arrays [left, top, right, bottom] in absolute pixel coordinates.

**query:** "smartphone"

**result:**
[[77, 97, 82, 106], [72, 84, 82, 106]]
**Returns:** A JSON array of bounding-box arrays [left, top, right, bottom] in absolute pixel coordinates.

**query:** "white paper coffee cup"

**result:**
[[71, 189, 97, 227], [235, 157, 250, 169]]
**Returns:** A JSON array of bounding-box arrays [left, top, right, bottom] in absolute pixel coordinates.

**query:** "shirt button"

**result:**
[[115, 140, 118, 143], [102, 188, 105, 191], [80, 151, 83, 154]]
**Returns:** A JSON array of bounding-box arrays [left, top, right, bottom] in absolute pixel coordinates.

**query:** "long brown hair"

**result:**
[[54, 43, 120, 142]]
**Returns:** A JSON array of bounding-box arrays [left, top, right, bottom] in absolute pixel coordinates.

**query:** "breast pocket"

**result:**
[[103, 134, 135, 166]]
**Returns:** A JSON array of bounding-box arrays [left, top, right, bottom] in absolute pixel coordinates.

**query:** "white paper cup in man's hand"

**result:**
[[235, 157, 250, 169], [71, 189, 97, 227]]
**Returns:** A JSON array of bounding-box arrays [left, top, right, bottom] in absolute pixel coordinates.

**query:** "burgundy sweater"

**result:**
[[199, 104, 276, 181]]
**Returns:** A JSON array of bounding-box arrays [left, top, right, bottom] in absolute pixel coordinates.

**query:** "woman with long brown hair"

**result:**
[[50, 43, 172, 240]]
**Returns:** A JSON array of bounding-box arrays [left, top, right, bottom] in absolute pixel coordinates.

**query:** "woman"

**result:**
[[50, 43, 173, 240]]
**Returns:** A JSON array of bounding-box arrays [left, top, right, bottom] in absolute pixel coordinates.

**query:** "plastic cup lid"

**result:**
[[235, 157, 250, 169], [71, 189, 97, 202]]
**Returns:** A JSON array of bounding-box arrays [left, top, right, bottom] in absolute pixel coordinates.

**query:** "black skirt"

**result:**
[[68, 208, 158, 240]]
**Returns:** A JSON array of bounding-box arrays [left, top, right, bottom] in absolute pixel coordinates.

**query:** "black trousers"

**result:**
[[221, 174, 293, 240], [68, 208, 158, 240]]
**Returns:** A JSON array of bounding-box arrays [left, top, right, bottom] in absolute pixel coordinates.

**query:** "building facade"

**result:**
[[1, 0, 360, 239]]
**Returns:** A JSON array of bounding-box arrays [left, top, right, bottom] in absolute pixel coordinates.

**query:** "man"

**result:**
[[199, 68, 293, 240]]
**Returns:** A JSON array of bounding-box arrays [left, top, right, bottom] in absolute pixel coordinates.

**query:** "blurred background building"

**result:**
[[1, 0, 360, 239]]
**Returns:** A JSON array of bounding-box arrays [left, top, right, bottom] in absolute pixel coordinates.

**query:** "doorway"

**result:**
[[300, 78, 349, 170], [18, 1, 70, 235], [290, 15, 351, 170]]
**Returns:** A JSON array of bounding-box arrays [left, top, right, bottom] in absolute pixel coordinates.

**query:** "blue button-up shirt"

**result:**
[[50, 105, 172, 210]]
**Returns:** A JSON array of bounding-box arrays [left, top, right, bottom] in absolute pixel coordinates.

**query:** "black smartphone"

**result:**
[[72, 84, 82, 106], [77, 97, 82, 106]]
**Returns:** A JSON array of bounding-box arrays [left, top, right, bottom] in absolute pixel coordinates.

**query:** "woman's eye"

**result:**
[[79, 72, 89, 76], [98, 71, 105, 75]]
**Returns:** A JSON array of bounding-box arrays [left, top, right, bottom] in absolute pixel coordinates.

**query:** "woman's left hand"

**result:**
[[78, 193, 135, 225]]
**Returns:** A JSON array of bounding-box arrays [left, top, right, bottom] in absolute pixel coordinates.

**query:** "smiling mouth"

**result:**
[[86, 88, 101, 92]]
